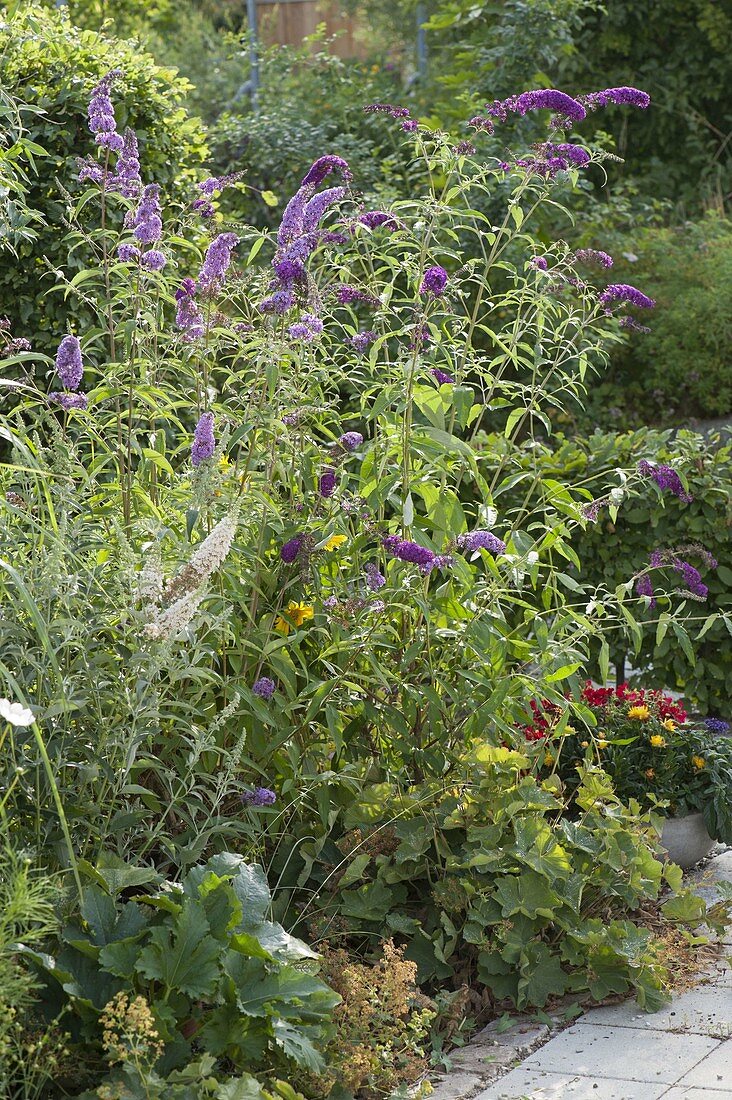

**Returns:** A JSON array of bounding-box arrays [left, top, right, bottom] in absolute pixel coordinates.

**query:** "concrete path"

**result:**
[[432, 851, 731, 1100]]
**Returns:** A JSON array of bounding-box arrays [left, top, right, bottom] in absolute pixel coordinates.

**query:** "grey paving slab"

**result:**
[[429, 1072, 484, 1100], [675, 1037, 732, 1088], [474, 1066, 668, 1099], [520, 1023, 719, 1084], [583, 981, 732, 1036]]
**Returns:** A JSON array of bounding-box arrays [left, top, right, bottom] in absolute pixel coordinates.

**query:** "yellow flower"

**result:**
[[597, 738, 608, 749], [275, 601, 314, 634], [580, 740, 589, 748], [323, 534, 347, 552], [218, 455, 232, 472], [650, 734, 666, 748], [691, 755, 705, 771], [543, 751, 555, 767], [663, 719, 676, 731], [628, 705, 651, 721]]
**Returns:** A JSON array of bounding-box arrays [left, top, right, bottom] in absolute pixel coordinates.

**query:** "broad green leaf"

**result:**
[[135, 899, 221, 998]]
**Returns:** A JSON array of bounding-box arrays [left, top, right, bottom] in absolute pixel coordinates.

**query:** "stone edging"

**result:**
[[427, 1015, 562, 1099]]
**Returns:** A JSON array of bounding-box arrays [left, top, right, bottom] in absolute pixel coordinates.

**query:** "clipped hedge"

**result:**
[[0, 4, 208, 351]]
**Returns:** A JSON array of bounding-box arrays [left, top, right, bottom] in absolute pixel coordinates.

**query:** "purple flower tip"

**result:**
[[364, 562, 386, 590], [191, 411, 215, 467], [339, 432, 364, 451], [301, 155, 352, 187], [431, 368, 455, 385], [635, 574, 656, 607], [319, 469, 337, 498], [252, 677, 276, 700], [49, 391, 88, 411], [55, 335, 83, 392], [599, 283, 655, 309], [420, 265, 449, 296], [457, 530, 506, 555], [281, 535, 304, 564], [241, 786, 277, 807]]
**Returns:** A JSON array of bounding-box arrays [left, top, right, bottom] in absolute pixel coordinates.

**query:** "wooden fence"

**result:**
[[256, 0, 367, 58]]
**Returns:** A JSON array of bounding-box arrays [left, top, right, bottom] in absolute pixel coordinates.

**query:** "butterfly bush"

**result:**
[[4, 72, 729, 869]]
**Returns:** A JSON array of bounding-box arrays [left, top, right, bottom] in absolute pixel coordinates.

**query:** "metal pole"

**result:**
[[416, 3, 427, 79], [247, 0, 260, 112]]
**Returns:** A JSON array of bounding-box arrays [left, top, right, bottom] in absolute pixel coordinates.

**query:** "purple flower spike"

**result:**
[[581, 87, 650, 112], [420, 265, 448, 296], [385, 538, 436, 572], [706, 718, 730, 735], [574, 248, 613, 268], [638, 461, 693, 503], [531, 256, 548, 270], [457, 530, 506, 555], [281, 535, 304, 564], [301, 155, 352, 187], [289, 313, 323, 342], [599, 283, 655, 309], [241, 787, 277, 807], [130, 184, 162, 245], [548, 143, 591, 166], [191, 411, 215, 467], [252, 677, 276, 700], [303, 187, 346, 232], [516, 89, 586, 121], [175, 279, 205, 341], [49, 392, 88, 411], [339, 432, 363, 451], [55, 335, 83, 392], [199, 232, 239, 293], [87, 69, 123, 152], [273, 258, 306, 285], [469, 115, 495, 133], [114, 129, 141, 198], [359, 211, 398, 231], [674, 560, 708, 599], [319, 469, 337, 498], [431, 368, 454, 385], [487, 89, 586, 124], [260, 289, 296, 315]]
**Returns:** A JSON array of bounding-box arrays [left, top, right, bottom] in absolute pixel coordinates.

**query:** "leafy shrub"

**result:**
[[297, 747, 708, 1012], [581, 215, 732, 427], [0, 3, 207, 351], [24, 854, 338, 1097]]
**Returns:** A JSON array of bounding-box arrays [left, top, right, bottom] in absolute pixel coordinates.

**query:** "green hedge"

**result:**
[[580, 215, 732, 428], [0, 4, 208, 351], [482, 427, 732, 716]]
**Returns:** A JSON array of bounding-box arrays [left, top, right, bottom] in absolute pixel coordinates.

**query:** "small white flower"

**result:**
[[0, 698, 35, 727]]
